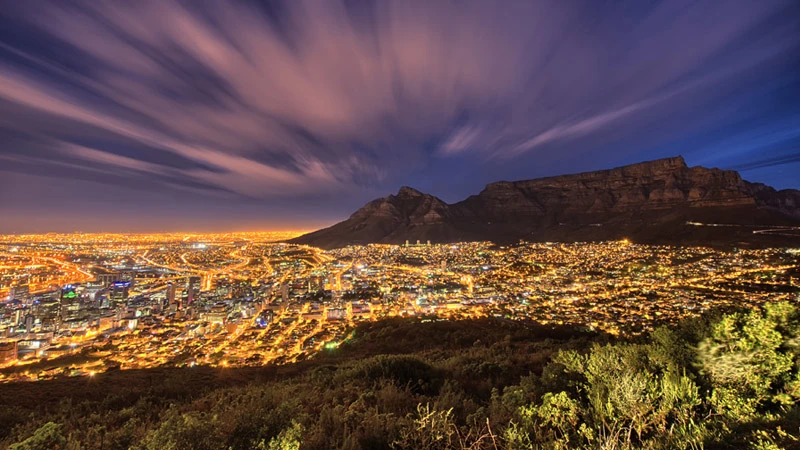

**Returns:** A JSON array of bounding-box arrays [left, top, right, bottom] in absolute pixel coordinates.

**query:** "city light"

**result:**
[[0, 233, 797, 382]]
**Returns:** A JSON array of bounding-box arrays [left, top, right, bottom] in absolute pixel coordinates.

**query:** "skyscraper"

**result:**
[[58, 285, 78, 330], [109, 281, 131, 306], [166, 282, 176, 309], [186, 276, 200, 305]]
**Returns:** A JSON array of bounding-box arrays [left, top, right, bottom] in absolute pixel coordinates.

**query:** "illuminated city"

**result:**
[[1, 232, 797, 382], [2, 0, 800, 448]]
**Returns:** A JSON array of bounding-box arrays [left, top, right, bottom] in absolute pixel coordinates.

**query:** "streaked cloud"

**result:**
[[0, 0, 798, 231]]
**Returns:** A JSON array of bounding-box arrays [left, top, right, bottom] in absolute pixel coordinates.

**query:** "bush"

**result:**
[[9, 422, 67, 450], [3, 309, 800, 450]]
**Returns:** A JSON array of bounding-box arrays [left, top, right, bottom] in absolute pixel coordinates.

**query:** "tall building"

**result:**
[[24, 314, 35, 333], [109, 281, 131, 306], [58, 285, 79, 330], [186, 276, 200, 305], [166, 282, 176, 309]]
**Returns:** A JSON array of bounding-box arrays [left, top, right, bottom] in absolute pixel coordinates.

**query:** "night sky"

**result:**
[[1, 0, 799, 234]]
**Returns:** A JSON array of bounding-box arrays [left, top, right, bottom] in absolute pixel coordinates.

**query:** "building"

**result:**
[[109, 281, 131, 305], [308, 276, 323, 292], [17, 338, 50, 358], [0, 341, 17, 363], [280, 283, 289, 302], [255, 310, 274, 327], [208, 302, 228, 324], [326, 307, 347, 321], [120, 272, 136, 289], [24, 314, 35, 333], [96, 271, 122, 287], [58, 285, 80, 326], [166, 282, 176, 309], [186, 276, 200, 305], [8, 285, 29, 301]]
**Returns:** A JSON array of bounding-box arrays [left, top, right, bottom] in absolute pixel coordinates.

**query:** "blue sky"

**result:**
[[0, 0, 798, 233]]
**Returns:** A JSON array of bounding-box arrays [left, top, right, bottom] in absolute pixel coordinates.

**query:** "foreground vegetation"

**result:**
[[2, 303, 800, 449]]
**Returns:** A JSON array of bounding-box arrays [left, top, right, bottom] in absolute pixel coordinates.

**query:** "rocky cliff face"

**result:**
[[294, 186, 466, 249], [350, 186, 450, 225], [291, 157, 800, 249], [456, 157, 755, 219]]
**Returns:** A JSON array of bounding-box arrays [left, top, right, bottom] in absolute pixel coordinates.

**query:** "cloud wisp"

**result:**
[[0, 0, 798, 210]]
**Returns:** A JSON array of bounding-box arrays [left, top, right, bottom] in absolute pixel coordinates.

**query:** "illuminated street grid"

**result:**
[[0, 232, 798, 382]]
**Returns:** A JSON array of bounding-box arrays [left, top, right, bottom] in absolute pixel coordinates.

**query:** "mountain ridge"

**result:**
[[291, 156, 800, 249]]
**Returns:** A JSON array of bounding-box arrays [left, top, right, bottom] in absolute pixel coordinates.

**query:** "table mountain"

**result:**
[[291, 156, 800, 248]]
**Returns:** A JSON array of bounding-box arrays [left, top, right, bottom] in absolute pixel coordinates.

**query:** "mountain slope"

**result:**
[[291, 157, 800, 248]]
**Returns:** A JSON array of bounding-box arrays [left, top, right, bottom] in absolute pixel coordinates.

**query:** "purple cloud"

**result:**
[[0, 0, 798, 227]]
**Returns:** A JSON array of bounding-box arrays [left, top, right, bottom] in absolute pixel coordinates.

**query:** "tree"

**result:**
[[259, 420, 304, 450], [697, 304, 795, 420], [10, 422, 67, 450]]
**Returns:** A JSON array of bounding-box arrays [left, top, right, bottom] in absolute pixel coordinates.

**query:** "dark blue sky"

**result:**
[[1, 0, 799, 233]]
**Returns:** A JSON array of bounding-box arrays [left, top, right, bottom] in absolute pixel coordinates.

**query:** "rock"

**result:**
[[290, 156, 800, 248]]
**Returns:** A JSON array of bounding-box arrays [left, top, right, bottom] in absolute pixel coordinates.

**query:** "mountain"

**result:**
[[291, 156, 800, 248]]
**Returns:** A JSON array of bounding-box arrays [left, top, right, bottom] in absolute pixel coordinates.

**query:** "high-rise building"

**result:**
[[109, 281, 131, 306], [186, 276, 200, 305], [24, 314, 35, 333], [58, 285, 79, 329], [166, 282, 176, 309]]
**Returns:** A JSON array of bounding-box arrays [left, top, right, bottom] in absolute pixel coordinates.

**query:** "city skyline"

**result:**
[[1, 0, 800, 233], [2, 232, 797, 382]]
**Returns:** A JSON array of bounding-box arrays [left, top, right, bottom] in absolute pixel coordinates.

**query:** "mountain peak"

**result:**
[[395, 186, 424, 198], [625, 155, 687, 170], [649, 155, 685, 166], [291, 157, 800, 249]]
